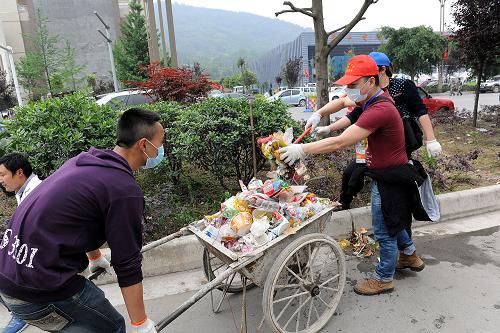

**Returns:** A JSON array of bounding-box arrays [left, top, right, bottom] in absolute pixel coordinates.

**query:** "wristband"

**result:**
[[131, 316, 148, 326]]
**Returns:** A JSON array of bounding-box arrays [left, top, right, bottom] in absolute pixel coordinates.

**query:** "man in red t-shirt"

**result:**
[[279, 55, 423, 295]]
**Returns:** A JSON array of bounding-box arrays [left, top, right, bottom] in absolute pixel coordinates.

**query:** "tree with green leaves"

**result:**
[[17, 10, 63, 96], [114, 0, 150, 84], [60, 40, 85, 91], [451, 0, 499, 127], [379, 26, 446, 82], [241, 69, 257, 92], [0, 70, 17, 110], [16, 52, 46, 97], [282, 58, 302, 88], [222, 73, 242, 89]]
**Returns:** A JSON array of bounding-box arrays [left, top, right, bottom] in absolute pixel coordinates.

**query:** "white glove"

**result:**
[[426, 139, 442, 157], [88, 255, 112, 275], [305, 112, 321, 131], [314, 125, 331, 138], [278, 144, 306, 166], [131, 318, 157, 333]]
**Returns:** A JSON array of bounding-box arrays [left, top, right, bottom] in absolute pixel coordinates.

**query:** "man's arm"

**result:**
[[121, 283, 147, 323], [303, 124, 373, 155], [418, 114, 436, 141], [317, 96, 356, 118], [330, 116, 352, 131]]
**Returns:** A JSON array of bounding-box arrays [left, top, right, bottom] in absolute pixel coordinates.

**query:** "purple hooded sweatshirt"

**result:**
[[0, 148, 144, 302]]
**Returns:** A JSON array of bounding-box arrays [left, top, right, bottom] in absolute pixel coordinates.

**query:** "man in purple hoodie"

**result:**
[[0, 108, 164, 333]]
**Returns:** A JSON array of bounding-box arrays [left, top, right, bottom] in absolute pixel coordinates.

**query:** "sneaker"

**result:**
[[2, 316, 28, 333], [353, 278, 394, 295], [396, 251, 425, 271]]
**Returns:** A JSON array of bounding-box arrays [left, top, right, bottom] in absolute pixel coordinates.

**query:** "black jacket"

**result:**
[[366, 163, 431, 237]]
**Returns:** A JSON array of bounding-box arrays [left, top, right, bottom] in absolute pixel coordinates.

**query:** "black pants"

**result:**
[[338, 159, 413, 239]]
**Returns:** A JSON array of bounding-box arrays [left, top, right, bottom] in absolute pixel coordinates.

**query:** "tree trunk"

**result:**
[[312, 0, 329, 126], [473, 61, 484, 128]]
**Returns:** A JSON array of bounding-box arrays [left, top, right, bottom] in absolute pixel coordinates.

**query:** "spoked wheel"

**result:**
[[262, 233, 346, 333], [202, 248, 255, 293]]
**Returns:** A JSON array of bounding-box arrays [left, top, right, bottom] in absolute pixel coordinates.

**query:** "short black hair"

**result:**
[[0, 153, 33, 178], [116, 108, 161, 148], [377, 65, 393, 78], [363, 75, 380, 86]]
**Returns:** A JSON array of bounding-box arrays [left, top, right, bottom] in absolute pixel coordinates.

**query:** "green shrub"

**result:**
[[2, 92, 119, 177], [175, 97, 302, 188]]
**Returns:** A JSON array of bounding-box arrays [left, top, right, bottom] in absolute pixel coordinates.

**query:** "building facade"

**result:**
[[248, 31, 383, 88], [0, 0, 122, 84]]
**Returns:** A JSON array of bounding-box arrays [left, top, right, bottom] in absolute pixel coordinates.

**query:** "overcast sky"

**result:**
[[172, 0, 456, 31]]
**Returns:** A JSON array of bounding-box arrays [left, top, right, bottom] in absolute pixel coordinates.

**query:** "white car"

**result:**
[[297, 86, 316, 97], [329, 86, 346, 101], [96, 90, 153, 109], [267, 89, 306, 106]]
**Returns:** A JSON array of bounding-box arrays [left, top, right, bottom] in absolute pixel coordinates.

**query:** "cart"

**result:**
[[91, 207, 346, 333]]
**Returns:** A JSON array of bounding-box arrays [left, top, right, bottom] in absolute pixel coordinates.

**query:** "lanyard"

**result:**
[[363, 89, 383, 111]]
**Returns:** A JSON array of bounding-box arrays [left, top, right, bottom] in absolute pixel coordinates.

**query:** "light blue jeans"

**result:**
[[371, 181, 416, 282], [0, 279, 125, 332]]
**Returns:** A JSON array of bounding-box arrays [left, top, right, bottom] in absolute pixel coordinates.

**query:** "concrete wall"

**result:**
[[29, 0, 122, 82], [0, 0, 26, 65]]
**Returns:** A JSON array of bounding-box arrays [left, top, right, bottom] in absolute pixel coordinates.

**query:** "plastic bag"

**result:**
[[220, 224, 238, 242], [230, 212, 253, 236], [250, 217, 270, 237]]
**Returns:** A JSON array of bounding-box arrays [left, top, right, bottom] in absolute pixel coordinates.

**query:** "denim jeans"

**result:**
[[0, 279, 125, 332], [371, 181, 416, 282]]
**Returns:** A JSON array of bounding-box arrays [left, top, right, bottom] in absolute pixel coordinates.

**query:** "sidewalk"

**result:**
[[3, 209, 500, 332]]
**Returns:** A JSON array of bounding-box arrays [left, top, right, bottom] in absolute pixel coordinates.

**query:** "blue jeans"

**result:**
[[371, 181, 416, 282], [0, 280, 125, 332]]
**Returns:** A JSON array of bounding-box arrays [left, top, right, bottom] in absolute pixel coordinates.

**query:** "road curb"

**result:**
[[94, 185, 500, 285]]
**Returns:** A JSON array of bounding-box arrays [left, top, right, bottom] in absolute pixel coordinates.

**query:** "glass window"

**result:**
[[292, 90, 300, 95], [280, 91, 291, 97]]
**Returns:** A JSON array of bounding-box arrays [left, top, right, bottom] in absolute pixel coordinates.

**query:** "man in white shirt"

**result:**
[[0, 153, 41, 333]]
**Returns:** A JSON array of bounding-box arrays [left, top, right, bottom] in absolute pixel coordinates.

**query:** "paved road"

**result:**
[[289, 92, 499, 123], [4, 212, 499, 333]]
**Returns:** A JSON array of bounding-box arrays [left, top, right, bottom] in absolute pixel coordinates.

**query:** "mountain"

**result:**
[[157, 4, 310, 80]]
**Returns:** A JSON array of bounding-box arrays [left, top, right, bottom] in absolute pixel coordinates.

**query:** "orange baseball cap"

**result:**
[[335, 55, 379, 85]]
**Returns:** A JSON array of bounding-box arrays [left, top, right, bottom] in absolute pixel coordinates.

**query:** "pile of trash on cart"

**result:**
[[200, 177, 336, 254], [194, 127, 340, 254]]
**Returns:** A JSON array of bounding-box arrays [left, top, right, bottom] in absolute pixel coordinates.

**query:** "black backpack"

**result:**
[[372, 96, 424, 156]]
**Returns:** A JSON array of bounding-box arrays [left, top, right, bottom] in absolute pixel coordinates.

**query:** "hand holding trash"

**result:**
[[278, 144, 305, 166], [131, 318, 157, 333], [305, 112, 321, 131], [88, 253, 112, 275], [426, 139, 442, 157]]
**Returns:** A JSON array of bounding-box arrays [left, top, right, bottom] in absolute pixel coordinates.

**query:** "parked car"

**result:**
[[297, 86, 316, 97], [267, 89, 306, 106], [212, 92, 252, 100], [96, 90, 154, 109], [329, 85, 346, 101], [480, 75, 500, 93], [417, 86, 455, 115], [419, 79, 439, 88]]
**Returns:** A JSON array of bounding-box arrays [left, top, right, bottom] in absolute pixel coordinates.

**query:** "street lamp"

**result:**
[[437, 0, 446, 92], [0, 44, 23, 106], [94, 11, 119, 92]]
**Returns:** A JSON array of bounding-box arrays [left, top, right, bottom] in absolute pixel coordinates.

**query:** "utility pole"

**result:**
[[165, 0, 178, 68], [94, 11, 119, 92], [0, 45, 23, 106], [437, 0, 446, 92], [156, 0, 169, 63], [144, 0, 160, 63]]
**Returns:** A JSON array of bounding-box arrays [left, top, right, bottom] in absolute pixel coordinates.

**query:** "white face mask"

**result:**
[[345, 79, 370, 102]]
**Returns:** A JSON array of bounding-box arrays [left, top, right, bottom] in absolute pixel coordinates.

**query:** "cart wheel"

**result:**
[[262, 233, 346, 333], [202, 248, 256, 293]]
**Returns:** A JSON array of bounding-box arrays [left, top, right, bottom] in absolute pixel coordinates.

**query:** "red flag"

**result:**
[[443, 49, 449, 61], [304, 67, 310, 78]]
